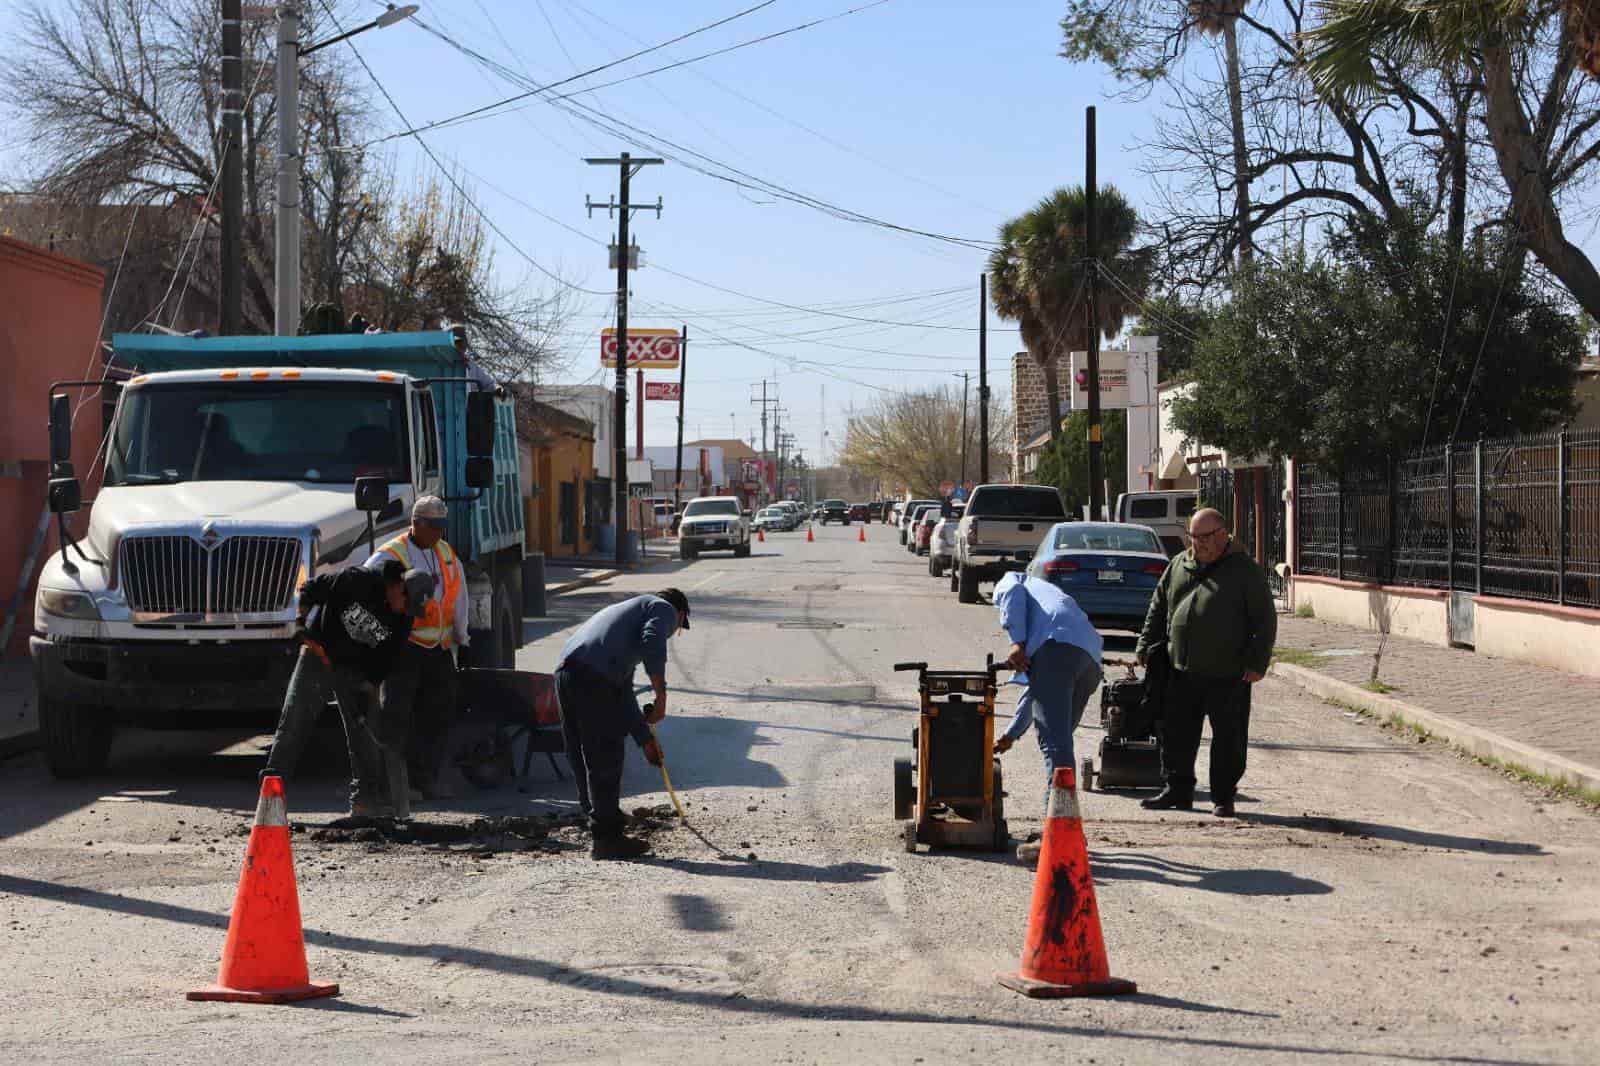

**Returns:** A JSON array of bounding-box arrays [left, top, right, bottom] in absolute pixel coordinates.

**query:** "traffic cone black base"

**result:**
[[996, 973, 1138, 999]]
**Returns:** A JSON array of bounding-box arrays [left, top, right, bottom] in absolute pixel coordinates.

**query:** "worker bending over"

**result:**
[[554, 589, 691, 860]]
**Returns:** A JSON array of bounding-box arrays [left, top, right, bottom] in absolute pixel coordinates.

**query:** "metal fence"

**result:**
[[1295, 428, 1600, 609], [1199, 465, 1288, 593]]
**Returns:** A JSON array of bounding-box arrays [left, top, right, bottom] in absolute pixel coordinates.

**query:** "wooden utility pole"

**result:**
[[978, 273, 990, 484], [585, 152, 663, 565], [1085, 107, 1106, 520], [673, 324, 688, 513], [959, 372, 970, 486]]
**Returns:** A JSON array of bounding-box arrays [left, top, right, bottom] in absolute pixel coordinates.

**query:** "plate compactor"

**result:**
[[1080, 657, 1165, 791], [892, 659, 1008, 853]]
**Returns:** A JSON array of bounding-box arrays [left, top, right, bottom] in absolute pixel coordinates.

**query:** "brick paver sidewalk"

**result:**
[[1274, 614, 1600, 772]]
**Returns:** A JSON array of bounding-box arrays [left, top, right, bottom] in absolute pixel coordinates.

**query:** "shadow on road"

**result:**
[[0, 871, 1546, 1065], [667, 892, 731, 932], [1092, 851, 1334, 896], [1242, 812, 1545, 855], [654, 857, 890, 884]]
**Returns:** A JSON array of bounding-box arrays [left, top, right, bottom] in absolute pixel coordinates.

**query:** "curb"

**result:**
[[546, 570, 622, 597], [1271, 661, 1600, 794]]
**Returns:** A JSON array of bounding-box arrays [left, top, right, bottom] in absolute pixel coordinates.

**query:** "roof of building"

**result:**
[[504, 382, 596, 444], [684, 437, 759, 460]]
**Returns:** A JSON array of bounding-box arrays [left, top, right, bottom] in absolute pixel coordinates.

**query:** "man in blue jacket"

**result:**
[[555, 588, 690, 859], [990, 571, 1103, 863]]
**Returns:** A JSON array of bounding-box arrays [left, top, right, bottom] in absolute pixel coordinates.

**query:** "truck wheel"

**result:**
[[957, 565, 980, 604], [928, 556, 940, 578], [734, 540, 751, 558], [949, 569, 958, 593], [39, 684, 113, 778], [681, 545, 697, 560], [494, 579, 519, 669]]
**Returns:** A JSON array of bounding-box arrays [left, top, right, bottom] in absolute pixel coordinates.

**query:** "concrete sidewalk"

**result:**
[[1272, 613, 1600, 794]]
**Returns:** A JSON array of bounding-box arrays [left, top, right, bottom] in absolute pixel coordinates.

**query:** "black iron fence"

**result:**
[[1199, 465, 1288, 593], [1296, 428, 1600, 609]]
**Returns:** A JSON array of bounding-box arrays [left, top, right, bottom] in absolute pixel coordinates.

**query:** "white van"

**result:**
[[1114, 490, 1199, 557]]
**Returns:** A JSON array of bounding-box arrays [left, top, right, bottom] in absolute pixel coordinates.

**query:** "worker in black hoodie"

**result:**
[[263, 559, 424, 824]]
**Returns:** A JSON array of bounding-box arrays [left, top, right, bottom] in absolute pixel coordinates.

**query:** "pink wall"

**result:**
[[0, 237, 107, 657]]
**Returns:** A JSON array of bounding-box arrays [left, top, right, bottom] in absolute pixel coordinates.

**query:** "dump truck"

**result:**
[[31, 331, 526, 776]]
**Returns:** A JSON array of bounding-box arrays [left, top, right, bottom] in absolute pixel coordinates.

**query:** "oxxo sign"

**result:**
[[601, 327, 681, 369]]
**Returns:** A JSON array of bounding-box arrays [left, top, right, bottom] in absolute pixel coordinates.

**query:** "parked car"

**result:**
[[929, 514, 959, 578], [679, 496, 752, 558], [777, 501, 806, 527], [1024, 521, 1170, 632], [866, 501, 884, 520], [819, 499, 851, 525], [953, 484, 1068, 603], [913, 510, 940, 556], [898, 498, 939, 545], [849, 502, 869, 522], [753, 506, 790, 533], [1114, 490, 1199, 557]]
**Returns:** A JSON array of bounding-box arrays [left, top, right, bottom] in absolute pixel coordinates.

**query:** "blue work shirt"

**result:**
[[993, 572, 1103, 666], [557, 594, 679, 692]]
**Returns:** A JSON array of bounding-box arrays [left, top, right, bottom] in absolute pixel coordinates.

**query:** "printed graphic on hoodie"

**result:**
[[341, 603, 393, 648]]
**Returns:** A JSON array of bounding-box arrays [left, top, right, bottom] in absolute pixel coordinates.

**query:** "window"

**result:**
[[415, 390, 440, 481], [560, 482, 579, 546], [106, 382, 408, 486], [1128, 498, 1169, 519], [1053, 524, 1163, 554], [967, 486, 1067, 518], [1175, 496, 1198, 518]]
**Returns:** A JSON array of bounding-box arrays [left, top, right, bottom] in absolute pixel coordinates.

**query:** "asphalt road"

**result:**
[[2, 523, 1596, 1064]]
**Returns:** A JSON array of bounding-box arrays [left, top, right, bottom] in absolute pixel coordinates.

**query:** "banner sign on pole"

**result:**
[[644, 381, 681, 401], [601, 327, 680, 368]]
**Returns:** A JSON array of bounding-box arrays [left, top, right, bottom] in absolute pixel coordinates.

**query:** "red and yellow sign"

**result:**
[[644, 381, 681, 401], [601, 327, 681, 369]]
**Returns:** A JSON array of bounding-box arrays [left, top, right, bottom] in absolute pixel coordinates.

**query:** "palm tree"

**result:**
[[1302, 1, 1600, 319], [1190, 2, 1255, 264], [988, 186, 1153, 446]]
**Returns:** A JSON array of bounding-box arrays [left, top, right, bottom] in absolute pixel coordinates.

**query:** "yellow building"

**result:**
[[512, 387, 599, 559]]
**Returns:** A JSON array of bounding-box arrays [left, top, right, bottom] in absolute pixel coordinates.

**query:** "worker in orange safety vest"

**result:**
[[366, 494, 470, 802]]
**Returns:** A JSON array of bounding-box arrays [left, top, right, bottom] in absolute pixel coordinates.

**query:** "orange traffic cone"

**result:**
[[806, 525, 815, 543], [998, 767, 1136, 998], [757, 527, 766, 543], [858, 526, 866, 543], [187, 776, 339, 1004]]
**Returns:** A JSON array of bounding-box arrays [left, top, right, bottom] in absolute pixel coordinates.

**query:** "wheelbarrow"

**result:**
[[457, 668, 567, 787]]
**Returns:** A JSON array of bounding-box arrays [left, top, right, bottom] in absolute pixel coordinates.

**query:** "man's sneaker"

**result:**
[[326, 813, 381, 830], [1015, 841, 1042, 866], [591, 835, 652, 860], [1140, 788, 1194, 811], [1213, 801, 1236, 818]]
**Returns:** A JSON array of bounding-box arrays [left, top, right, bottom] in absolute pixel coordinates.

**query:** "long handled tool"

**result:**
[[653, 730, 686, 820]]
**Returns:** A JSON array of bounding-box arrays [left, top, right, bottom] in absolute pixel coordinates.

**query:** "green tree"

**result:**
[[1034, 410, 1128, 517], [1303, 1, 1600, 319], [1170, 213, 1584, 467], [988, 185, 1153, 446], [1129, 294, 1210, 382]]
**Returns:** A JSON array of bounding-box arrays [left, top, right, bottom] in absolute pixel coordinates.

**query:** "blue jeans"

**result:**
[[265, 648, 390, 814], [1017, 642, 1102, 811]]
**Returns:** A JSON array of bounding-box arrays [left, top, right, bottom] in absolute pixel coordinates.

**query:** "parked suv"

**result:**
[[952, 484, 1068, 603], [679, 496, 751, 558], [898, 499, 939, 545], [1114, 490, 1198, 557]]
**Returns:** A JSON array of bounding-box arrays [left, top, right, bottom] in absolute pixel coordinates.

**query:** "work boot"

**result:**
[[1141, 788, 1194, 811], [591, 834, 652, 861], [1015, 841, 1042, 866], [1212, 800, 1236, 818], [326, 812, 381, 830]]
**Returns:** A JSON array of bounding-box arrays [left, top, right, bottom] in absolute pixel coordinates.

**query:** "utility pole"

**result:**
[[220, 0, 243, 334], [586, 151, 664, 566], [1085, 106, 1106, 520], [978, 273, 989, 484], [959, 372, 970, 486], [673, 324, 687, 515], [751, 379, 778, 507], [273, 3, 301, 337]]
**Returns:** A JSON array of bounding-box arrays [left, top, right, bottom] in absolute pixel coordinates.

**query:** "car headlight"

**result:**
[[39, 588, 101, 620]]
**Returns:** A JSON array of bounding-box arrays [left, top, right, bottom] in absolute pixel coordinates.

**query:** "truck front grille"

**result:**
[[120, 535, 301, 616]]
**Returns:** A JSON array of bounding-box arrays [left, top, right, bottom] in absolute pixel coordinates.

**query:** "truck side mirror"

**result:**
[[48, 476, 81, 515], [49, 393, 73, 471], [465, 456, 494, 489], [354, 476, 389, 513], [466, 391, 495, 456]]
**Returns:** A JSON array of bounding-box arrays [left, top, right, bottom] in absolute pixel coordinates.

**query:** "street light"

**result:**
[[270, 3, 419, 336]]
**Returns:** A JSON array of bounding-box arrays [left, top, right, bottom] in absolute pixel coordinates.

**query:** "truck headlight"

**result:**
[[39, 588, 101, 620]]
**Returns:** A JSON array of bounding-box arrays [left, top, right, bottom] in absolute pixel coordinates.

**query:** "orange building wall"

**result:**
[[0, 237, 107, 657]]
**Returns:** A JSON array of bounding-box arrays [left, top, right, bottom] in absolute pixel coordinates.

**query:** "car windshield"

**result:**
[[684, 499, 739, 517], [968, 487, 1066, 518], [105, 382, 409, 486], [1053, 524, 1164, 554], [823, 499, 846, 508]]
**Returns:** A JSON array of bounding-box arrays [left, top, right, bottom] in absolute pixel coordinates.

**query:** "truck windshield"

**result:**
[[105, 382, 410, 486], [684, 499, 739, 517], [968, 487, 1067, 518]]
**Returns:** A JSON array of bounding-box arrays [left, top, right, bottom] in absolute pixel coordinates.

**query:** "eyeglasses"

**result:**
[[1189, 526, 1227, 542], [416, 516, 448, 529]]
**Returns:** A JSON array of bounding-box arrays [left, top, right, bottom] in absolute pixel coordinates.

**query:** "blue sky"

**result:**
[[2, 0, 1169, 460]]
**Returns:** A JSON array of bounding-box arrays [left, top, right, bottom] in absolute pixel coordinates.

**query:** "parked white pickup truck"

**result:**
[[952, 484, 1068, 603]]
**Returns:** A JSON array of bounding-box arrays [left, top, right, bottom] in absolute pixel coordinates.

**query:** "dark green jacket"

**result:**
[[1137, 542, 1277, 679]]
